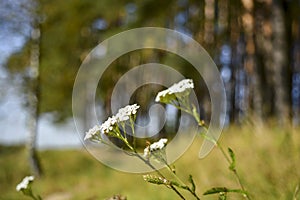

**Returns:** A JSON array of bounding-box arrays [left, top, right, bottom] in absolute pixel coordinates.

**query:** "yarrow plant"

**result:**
[[84, 102, 197, 198], [16, 176, 42, 200], [83, 79, 251, 200], [15, 79, 250, 200], [153, 79, 251, 200]]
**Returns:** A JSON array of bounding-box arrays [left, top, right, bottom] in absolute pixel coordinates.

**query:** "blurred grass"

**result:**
[[1, 125, 300, 200]]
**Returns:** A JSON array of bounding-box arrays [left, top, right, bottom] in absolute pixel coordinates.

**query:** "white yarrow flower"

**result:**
[[100, 116, 118, 134], [143, 146, 150, 158], [155, 79, 194, 102], [85, 104, 140, 140], [143, 138, 168, 158], [115, 104, 140, 122], [16, 176, 34, 191], [169, 79, 194, 93], [115, 111, 129, 121], [84, 125, 101, 140], [150, 138, 168, 151], [155, 90, 169, 102]]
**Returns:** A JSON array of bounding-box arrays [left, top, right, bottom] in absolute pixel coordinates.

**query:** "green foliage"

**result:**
[[189, 174, 196, 193], [5, 0, 208, 122], [203, 187, 247, 195], [6, 43, 31, 74], [228, 148, 236, 171], [38, 0, 126, 121], [6, 0, 135, 122], [143, 175, 167, 185]]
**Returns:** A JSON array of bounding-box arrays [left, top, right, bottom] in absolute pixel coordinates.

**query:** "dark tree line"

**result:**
[[3, 0, 300, 132]]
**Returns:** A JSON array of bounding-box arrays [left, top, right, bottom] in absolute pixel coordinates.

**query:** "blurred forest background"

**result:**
[[1, 0, 300, 199], [1, 0, 300, 173], [1, 0, 300, 127]]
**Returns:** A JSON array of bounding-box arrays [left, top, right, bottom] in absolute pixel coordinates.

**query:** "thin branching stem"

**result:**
[[176, 100, 251, 200], [134, 153, 186, 200], [101, 117, 186, 199], [215, 141, 251, 200], [164, 161, 201, 200], [130, 116, 136, 149], [188, 188, 200, 200], [170, 185, 186, 200]]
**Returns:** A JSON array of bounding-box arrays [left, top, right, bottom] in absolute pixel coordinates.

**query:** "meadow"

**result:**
[[1, 125, 300, 200]]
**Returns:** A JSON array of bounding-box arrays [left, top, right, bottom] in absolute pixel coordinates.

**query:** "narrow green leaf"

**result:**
[[204, 187, 247, 195], [170, 181, 180, 188], [188, 175, 196, 192], [228, 189, 248, 195], [204, 187, 229, 195], [228, 148, 236, 171], [170, 181, 189, 190]]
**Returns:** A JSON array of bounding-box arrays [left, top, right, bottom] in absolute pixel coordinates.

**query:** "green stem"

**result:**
[[165, 162, 201, 200], [130, 116, 136, 149], [120, 136, 186, 200], [104, 127, 186, 199], [123, 138, 135, 152], [170, 185, 186, 200], [176, 102, 251, 200], [134, 153, 186, 200], [170, 103, 190, 114], [215, 141, 251, 200], [120, 122, 127, 140], [188, 188, 200, 200], [25, 189, 41, 200]]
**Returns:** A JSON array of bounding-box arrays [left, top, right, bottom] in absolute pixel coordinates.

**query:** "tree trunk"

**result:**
[[204, 0, 215, 46], [271, 2, 289, 125], [26, 19, 42, 176], [254, 1, 274, 120], [241, 0, 263, 126]]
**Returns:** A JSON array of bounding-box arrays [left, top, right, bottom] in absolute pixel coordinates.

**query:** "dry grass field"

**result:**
[[1, 125, 299, 200]]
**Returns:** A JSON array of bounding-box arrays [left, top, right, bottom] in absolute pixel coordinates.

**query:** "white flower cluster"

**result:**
[[150, 138, 168, 151], [16, 176, 34, 191], [155, 79, 194, 102], [84, 125, 101, 140], [101, 104, 140, 134], [115, 104, 140, 122], [84, 104, 140, 140], [143, 138, 168, 157], [100, 116, 118, 134]]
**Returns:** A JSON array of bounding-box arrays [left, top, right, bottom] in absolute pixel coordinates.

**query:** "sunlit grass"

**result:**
[[1, 125, 300, 200]]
